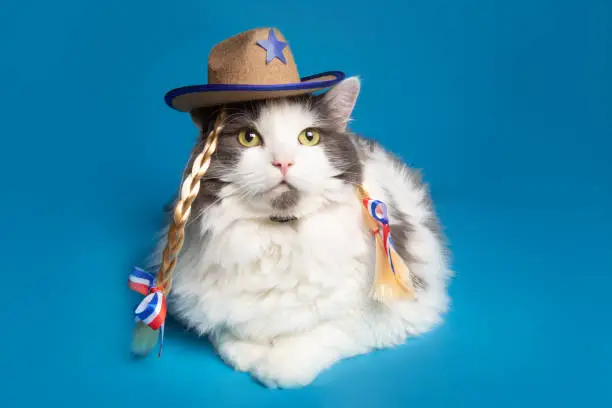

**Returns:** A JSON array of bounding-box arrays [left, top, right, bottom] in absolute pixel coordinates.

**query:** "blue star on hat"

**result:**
[[256, 29, 288, 64]]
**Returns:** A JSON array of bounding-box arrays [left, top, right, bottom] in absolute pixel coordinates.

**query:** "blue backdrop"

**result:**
[[1, 0, 610, 407]]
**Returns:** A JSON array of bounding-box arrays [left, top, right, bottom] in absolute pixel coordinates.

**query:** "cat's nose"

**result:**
[[271, 161, 293, 177]]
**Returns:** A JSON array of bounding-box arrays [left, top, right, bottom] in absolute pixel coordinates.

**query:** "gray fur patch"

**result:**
[[320, 131, 362, 184], [308, 94, 363, 185], [270, 186, 300, 210], [388, 221, 416, 263], [424, 214, 442, 240], [382, 178, 431, 290], [383, 186, 418, 265]]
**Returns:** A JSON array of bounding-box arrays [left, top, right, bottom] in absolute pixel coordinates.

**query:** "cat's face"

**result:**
[[188, 77, 362, 221]]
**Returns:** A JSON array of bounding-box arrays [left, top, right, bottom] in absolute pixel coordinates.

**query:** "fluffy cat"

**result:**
[[149, 77, 453, 388]]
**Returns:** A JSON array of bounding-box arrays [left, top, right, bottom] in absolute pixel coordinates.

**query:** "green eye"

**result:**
[[237, 129, 262, 147], [298, 128, 320, 146]]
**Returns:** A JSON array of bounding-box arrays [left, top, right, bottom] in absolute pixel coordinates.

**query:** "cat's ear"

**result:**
[[319, 76, 361, 131]]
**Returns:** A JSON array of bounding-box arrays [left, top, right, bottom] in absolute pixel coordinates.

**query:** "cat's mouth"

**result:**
[[272, 180, 292, 189]]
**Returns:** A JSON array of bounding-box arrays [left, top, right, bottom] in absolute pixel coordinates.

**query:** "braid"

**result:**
[[156, 109, 227, 294]]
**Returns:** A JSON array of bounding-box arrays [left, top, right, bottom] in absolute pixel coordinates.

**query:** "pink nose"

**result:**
[[272, 161, 293, 177]]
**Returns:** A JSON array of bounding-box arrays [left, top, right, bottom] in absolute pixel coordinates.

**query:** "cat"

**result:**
[[148, 77, 453, 388]]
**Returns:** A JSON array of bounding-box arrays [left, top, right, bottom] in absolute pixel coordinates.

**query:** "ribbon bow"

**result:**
[[128, 266, 167, 357], [360, 196, 415, 302]]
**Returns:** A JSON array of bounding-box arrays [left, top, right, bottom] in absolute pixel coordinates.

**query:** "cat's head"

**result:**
[[186, 76, 363, 222]]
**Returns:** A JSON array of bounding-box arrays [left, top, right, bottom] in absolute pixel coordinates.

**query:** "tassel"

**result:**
[[131, 321, 162, 357], [357, 186, 415, 303]]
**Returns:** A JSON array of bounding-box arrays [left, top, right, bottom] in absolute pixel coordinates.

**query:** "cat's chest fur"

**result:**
[[170, 199, 375, 340]]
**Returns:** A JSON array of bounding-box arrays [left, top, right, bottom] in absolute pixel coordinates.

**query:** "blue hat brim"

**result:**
[[164, 71, 346, 112]]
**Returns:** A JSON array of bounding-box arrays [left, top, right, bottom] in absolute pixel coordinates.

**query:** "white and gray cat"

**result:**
[[149, 77, 453, 388]]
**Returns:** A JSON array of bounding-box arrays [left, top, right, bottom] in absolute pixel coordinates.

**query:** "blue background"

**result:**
[[1, 0, 610, 406]]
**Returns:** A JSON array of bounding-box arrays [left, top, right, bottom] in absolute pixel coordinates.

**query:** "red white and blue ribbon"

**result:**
[[128, 266, 155, 296], [128, 266, 167, 356], [134, 287, 166, 330], [363, 199, 400, 277]]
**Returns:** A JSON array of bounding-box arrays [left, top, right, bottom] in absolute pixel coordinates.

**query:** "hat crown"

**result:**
[[207, 28, 300, 86], [164, 27, 345, 112]]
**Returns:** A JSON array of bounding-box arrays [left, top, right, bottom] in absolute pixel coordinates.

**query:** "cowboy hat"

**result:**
[[164, 27, 346, 112]]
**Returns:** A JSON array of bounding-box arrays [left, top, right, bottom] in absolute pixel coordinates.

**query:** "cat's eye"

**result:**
[[298, 128, 320, 146], [237, 129, 262, 147]]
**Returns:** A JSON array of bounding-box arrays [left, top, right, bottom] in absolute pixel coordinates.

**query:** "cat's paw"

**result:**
[[249, 340, 335, 388], [212, 332, 269, 372]]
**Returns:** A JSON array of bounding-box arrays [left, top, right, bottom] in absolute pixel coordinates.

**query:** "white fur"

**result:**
[[153, 78, 453, 388]]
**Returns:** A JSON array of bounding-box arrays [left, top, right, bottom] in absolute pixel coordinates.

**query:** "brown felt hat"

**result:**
[[164, 27, 345, 112]]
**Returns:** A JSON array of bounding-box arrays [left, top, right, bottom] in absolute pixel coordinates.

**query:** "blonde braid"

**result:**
[[156, 109, 227, 294]]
